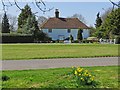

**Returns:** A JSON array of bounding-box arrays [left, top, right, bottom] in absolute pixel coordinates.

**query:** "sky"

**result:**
[[0, 0, 119, 26]]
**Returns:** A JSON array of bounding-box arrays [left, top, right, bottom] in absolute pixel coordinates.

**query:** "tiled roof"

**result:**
[[41, 17, 89, 29]]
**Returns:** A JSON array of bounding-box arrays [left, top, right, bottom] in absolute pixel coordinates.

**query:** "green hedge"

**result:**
[[1, 34, 34, 43]]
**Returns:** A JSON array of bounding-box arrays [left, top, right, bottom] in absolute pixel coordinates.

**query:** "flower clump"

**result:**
[[72, 66, 97, 87]]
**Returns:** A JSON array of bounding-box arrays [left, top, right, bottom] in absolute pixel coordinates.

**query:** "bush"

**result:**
[[74, 40, 79, 43], [52, 40, 55, 43], [72, 67, 97, 87], [82, 39, 89, 43], [2, 75, 10, 81], [69, 34, 74, 43]]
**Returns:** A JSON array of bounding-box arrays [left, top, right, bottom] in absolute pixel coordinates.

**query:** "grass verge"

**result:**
[[2, 66, 119, 88]]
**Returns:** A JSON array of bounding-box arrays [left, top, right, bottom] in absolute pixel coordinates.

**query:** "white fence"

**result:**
[[99, 38, 116, 44]]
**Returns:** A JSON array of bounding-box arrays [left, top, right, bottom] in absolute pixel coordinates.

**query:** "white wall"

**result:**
[[42, 29, 89, 40], [82, 29, 90, 39]]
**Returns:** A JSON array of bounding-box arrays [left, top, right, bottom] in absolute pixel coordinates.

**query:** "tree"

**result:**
[[94, 12, 104, 39], [95, 12, 102, 28], [77, 29, 83, 43], [69, 34, 74, 43], [33, 17, 51, 42], [102, 8, 120, 38], [22, 15, 33, 34], [71, 13, 86, 24], [89, 26, 96, 37], [18, 4, 32, 29], [20, 14, 40, 35], [17, 4, 39, 34], [32, 15, 41, 40], [2, 12, 10, 33]]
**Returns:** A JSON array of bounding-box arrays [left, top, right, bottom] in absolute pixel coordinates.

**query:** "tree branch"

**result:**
[[1, 0, 53, 14], [109, 0, 120, 9], [1, 0, 6, 12], [35, 0, 54, 13], [14, 0, 22, 10]]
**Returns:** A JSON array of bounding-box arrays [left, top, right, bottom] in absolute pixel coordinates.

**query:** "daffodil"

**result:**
[[85, 70, 88, 73], [74, 70, 77, 75], [90, 77, 94, 81], [78, 69, 82, 73], [77, 68, 80, 71], [81, 78, 84, 81]]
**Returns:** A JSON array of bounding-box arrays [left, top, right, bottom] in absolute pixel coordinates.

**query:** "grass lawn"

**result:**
[[1, 44, 119, 60], [2, 66, 119, 88]]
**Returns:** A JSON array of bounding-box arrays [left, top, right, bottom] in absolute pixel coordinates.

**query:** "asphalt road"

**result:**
[[2, 57, 118, 70]]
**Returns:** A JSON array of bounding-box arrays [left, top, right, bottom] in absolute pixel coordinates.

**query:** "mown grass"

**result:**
[[2, 66, 119, 88], [2, 44, 119, 60]]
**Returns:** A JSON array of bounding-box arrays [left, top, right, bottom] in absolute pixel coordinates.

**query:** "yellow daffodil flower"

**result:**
[[74, 70, 77, 75]]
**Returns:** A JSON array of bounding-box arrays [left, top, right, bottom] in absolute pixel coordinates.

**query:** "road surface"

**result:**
[[2, 57, 118, 70]]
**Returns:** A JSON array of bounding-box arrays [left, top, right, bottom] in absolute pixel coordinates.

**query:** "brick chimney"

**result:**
[[55, 9, 59, 18]]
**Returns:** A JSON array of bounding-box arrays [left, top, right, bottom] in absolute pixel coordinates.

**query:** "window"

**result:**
[[48, 29, 52, 33], [58, 35, 65, 40], [67, 29, 71, 33]]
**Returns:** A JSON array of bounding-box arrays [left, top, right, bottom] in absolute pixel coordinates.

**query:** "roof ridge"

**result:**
[[40, 19, 49, 29]]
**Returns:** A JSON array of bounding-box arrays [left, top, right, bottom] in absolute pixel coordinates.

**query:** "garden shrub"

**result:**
[[74, 40, 79, 43], [2, 75, 10, 81], [82, 39, 89, 43]]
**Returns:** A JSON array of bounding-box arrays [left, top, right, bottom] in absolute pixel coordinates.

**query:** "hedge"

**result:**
[[1, 34, 34, 43]]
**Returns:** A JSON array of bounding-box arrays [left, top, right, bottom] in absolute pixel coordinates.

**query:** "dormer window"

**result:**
[[48, 29, 52, 33], [67, 29, 71, 33]]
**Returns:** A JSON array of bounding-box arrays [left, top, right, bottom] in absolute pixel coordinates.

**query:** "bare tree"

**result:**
[[1, 0, 53, 14], [37, 16, 47, 27], [8, 14, 17, 31], [0, 14, 3, 23], [71, 13, 86, 24], [0, 23, 1, 33], [0, 14, 3, 32], [101, 8, 112, 22]]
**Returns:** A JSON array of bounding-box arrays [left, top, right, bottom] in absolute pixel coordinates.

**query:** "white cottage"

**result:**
[[41, 9, 89, 40]]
